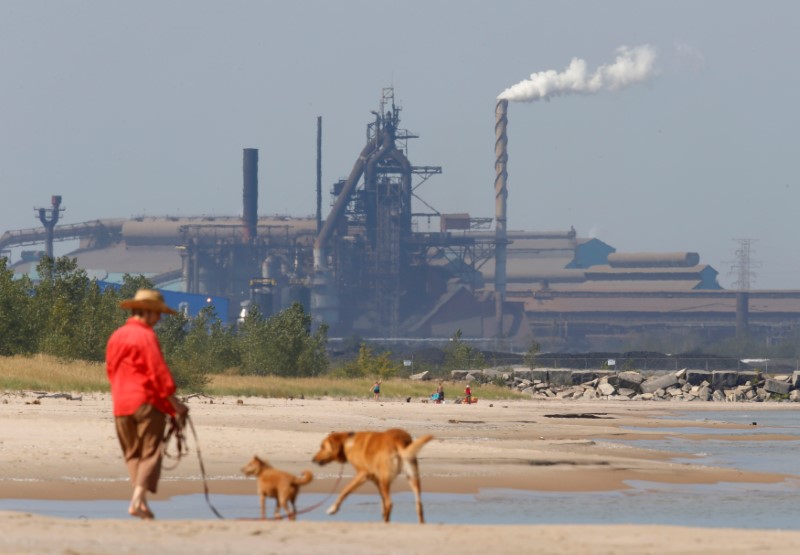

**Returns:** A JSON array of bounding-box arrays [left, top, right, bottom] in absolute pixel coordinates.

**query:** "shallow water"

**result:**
[[3, 410, 800, 528], [4, 481, 800, 528], [614, 409, 800, 475]]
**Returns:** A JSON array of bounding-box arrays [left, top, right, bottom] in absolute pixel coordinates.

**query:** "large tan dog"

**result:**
[[312, 428, 434, 523], [241, 456, 314, 520]]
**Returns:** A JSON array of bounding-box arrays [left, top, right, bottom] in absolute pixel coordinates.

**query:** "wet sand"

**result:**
[[2, 392, 800, 554]]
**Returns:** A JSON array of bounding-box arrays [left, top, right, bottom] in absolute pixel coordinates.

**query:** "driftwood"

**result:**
[[35, 392, 83, 401], [183, 393, 215, 402]]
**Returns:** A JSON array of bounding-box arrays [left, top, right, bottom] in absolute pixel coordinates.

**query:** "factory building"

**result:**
[[3, 89, 800, 351]]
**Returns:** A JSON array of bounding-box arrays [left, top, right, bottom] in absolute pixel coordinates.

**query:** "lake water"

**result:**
[[3, 409, 800, 528], [612, 409, 800, 475]]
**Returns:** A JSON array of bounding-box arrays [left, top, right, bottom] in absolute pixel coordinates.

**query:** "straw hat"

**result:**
[[119, 289, 177, 315]]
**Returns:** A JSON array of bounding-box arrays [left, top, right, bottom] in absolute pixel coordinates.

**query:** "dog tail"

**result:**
[[293, 470, 314, 486], [402, 434, 434, 459]]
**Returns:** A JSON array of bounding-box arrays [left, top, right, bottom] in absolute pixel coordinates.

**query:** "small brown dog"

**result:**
[[312, 428, 434, 523], [241, 456, 314, 520]]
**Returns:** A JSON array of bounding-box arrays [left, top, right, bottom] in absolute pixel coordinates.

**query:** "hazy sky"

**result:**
[[1, 1, 798, 289]]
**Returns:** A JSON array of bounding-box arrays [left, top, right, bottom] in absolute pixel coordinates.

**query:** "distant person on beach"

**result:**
[[436, 381, 444, 404], [464, 384, 472, 405], [106, 289, 189, 520], [372, 379, 382, 401]]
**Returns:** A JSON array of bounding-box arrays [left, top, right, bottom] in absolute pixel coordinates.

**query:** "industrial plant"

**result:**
[[3, 88, 800, 352]]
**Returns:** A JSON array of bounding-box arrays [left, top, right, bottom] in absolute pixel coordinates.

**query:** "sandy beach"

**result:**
[[3, 391, 800, 554]]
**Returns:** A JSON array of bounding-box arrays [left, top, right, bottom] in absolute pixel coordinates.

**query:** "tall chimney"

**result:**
[[494, 99, 509, 338], [242, 148, 259, 242], [316, 116, 323, 233]]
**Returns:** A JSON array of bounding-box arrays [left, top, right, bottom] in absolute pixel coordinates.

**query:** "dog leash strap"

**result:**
[[161, 417, 187, 470], [186, 415, 226, 520], [291, 464, 345, 518]]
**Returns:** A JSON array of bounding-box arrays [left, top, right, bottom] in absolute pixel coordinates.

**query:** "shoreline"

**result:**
[[3, 395, 800, 554], [2, 395, 798, 501]]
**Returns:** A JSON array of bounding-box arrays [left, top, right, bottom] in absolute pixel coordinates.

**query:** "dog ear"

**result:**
[[334, 432, 353, 463]]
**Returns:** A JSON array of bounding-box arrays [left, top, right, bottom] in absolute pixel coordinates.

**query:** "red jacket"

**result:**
[[106, 318, 177, 416]]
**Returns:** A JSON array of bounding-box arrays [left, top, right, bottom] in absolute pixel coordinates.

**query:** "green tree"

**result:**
[[237, 303, 328, 377], [156, 309, 211, 392], [237, 305, 269, 374], [0, 257, 36, 355], [71, 280, 123, 361], [33, 256, 92, 359], [335, 343, 400, 378], [444, 329, 485, 370], [206, 308, 240, 372], [261, 303, 328, 377], [157, 310, 189, 362], [118, 274, 155, 301], [523, 339, 541, 369], [179, 305, 238, 375]]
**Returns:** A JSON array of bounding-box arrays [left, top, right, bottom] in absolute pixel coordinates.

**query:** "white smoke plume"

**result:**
[[498, 44, 657, 102]]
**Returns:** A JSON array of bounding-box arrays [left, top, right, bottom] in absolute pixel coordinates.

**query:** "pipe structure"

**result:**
[[0, 218, 125, 251], [37, 195, 63, 258], [494, 99, 509, 338], [311, 137, 378, 328], [313, 137, 378, 268], [736, 291, 749, 337], [242, 148, 259, 243]]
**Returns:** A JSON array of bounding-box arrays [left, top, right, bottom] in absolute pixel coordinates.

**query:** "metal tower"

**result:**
[[35, 195, 64, 259], [729, 238, 759, 290]]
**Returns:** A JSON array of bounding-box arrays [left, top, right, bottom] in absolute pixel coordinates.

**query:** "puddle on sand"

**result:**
[[3, 480, 800, 529]]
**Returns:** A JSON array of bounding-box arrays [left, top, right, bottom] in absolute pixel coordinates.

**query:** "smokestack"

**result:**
[[494, 99, 508, 338], [316, 116, 322, 233], [242, 148, 258, 242], [492, 44, 657, 341]]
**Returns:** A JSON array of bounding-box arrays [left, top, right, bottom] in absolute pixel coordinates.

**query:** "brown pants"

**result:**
[[115, 404, 167, 494]]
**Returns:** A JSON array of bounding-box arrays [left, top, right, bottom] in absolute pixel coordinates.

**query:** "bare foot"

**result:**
[[129, 505, 155, 520]]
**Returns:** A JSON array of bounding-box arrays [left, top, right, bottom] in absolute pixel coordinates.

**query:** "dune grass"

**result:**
[[0, 354, 109, 393], [0, 355, 526, 401]]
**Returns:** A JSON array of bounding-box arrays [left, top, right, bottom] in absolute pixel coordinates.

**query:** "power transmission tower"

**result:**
[[727, 238, 759, 290]]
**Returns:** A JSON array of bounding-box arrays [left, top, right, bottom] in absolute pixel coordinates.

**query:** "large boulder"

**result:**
[[617, 371, 644, 393], [696, 384, 712, 401], [409, 370, 432, 381], [597, 382, 616, 396], [641, 373, 681, 394], [763, 378, 791, 395]]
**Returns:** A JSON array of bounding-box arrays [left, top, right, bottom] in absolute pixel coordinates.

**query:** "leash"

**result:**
[[163, 413, 344, 520], [185, 415, 226, 519], [282, 466, 344, 520], [162, 415, 188, 470]]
